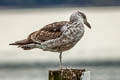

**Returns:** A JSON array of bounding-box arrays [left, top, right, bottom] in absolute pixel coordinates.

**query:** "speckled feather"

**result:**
[[29, 21, 69, 42]]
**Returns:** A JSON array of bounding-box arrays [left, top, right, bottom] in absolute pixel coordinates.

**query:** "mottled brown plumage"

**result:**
[[10, 21, 69, 49], [30, 21, 69, 43]]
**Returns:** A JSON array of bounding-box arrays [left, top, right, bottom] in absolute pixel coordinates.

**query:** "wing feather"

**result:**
[[29, 21, 68, 43]]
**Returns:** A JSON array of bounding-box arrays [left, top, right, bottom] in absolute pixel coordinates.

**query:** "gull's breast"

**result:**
[[56, 23, 85, 52], [63, 23, 84, 41]]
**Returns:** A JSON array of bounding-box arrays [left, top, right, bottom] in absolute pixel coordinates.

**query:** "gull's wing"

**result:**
[[29, 21, 68, 43]]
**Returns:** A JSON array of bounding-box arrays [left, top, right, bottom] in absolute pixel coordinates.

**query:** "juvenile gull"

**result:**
[[10, 11, 91, 69]]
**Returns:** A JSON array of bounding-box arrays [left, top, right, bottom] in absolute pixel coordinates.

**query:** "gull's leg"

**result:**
[[59, 52, 62, 70]]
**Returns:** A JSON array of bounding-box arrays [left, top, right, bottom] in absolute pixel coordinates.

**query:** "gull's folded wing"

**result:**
[[29, 21, 68, 43]]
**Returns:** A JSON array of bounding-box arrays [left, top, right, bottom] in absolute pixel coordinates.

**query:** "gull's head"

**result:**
[[70, 11, 91, 29]]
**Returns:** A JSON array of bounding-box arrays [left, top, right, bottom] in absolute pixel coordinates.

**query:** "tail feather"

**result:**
[[18, 45, 33, 50], [9, 39, 32, 45]]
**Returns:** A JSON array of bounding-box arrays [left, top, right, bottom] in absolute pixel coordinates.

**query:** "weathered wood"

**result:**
[[49, 69, 85, 80]]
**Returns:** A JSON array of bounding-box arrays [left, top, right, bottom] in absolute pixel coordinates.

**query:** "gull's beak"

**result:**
[[84, 19, 91, 29]]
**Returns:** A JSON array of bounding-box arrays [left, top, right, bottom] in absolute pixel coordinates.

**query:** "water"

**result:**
[[0, 62, 120, 80]]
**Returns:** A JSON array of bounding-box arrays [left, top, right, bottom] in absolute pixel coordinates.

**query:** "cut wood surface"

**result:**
[[49, 69, 85, 80]]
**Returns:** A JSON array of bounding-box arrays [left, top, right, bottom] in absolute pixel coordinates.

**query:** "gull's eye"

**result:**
[[82, 14, 86, 19], [78, 11, 86, 19]]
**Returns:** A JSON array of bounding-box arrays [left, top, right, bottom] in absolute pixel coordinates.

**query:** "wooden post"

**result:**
[[49, 69, 90, 80]]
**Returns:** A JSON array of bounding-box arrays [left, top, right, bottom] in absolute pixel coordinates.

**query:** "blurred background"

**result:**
[[0, 0, 120, 80]]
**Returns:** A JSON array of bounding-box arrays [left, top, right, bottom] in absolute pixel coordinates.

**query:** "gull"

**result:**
[[10, 11, 91, 69]]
